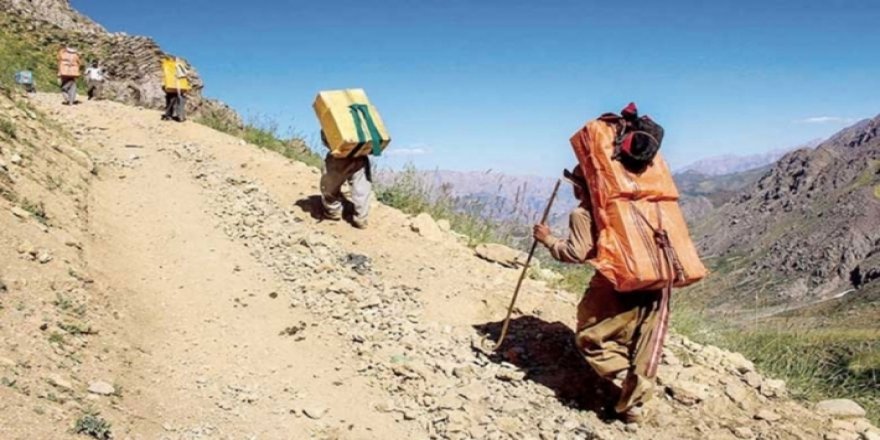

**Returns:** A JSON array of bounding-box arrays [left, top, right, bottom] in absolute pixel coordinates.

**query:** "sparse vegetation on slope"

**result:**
[[73, 410, 113, 440], [196, 113, 323, 168], [0, 12, 98, 93], [376, 164, 522, 246], [672, 308, 880, 424]]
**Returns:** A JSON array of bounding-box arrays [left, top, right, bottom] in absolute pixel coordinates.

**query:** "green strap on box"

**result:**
[[348, 104, 383, 157]]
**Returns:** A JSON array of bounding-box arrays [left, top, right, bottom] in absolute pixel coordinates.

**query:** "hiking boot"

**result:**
[[352, 219, 368, 229], [617, 403, 648, 425]]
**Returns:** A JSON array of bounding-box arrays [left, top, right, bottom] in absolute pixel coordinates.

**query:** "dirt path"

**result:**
[[13, 93, 874, 440], [36, 96, 418, 439]]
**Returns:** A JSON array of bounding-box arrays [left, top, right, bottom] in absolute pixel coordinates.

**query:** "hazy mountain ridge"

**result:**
[[677, 139, 821, 176]]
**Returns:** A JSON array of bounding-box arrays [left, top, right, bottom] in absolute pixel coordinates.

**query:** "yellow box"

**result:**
[[162, 58, 191, 92], [313, 89, 391, 158]]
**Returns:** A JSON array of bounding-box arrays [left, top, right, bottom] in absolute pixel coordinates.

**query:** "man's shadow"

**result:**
[[294, 195, 358, 226], [474, 316, 611, 416]]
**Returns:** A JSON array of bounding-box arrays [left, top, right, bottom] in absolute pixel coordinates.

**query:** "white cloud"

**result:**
[[795, 116, 856, 124], [385, 145, 430, 156]]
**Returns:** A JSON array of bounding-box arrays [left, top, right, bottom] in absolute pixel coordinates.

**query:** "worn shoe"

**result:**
[[352, 219, 368, 229], [618, 403, 647, 425], [323, 209, 342, 221]]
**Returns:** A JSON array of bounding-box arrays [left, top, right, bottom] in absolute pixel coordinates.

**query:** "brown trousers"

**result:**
[[575, 274, 664, 413]]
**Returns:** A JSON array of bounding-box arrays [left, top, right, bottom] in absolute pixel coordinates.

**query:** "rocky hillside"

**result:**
[[1, 85, 877, 438], [693, 115, 880, 310], [0, 0, 241, 127], [676, 167, 769, 222]]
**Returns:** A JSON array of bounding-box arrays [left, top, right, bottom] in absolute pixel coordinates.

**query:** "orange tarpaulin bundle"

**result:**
[[57, 48, 80, 78], [570, 118, 707, 291]]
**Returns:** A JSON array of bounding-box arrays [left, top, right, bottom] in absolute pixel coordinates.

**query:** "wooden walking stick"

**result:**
[[485, 179, 562, 351]]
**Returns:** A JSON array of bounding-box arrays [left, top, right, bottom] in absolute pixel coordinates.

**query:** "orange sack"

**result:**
[[570, 119, 707, 291], [57, 48, 81, 78]]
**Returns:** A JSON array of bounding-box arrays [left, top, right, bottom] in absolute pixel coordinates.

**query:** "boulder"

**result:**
[[759, 378, 786, 398], [436, 219, 451, 232], [475, 243, 527, 268], [10, 206, 30, 219], [87, 381, 116, 396], [409, 213, 443, 241], [743, 371, 762, 388], [754, 409, 781, 422], [816, 399, 867, 419], [725, 351, 756, 373], [46, 373, 73, 392], [862, 431, 880, 440], [732, 427, 755, 439], [666, 380, 707, 406], [302, 404, 328, 420], [724, 382, 750, 407]]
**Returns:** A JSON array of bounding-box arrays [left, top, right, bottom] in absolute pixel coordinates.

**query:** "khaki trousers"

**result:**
[[575, 274, 664, 413], [320, 154, 372, 223], [60, 77, 77, 104], [87, 79, 104, 100]]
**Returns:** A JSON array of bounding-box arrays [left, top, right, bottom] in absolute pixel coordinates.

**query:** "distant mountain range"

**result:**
[[676, 140, 822, 176]]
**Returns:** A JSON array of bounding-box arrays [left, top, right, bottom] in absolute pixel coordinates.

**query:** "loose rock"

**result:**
[[87, 381, 116, 396], [667, 381, 707, 406], [303, 404, 328, 420], [474, 243, 527, 268], [816, 399, 867, 419], [410, 213, 443, 241]]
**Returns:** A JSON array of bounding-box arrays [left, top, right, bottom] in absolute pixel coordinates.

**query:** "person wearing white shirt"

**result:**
[[84, 60, 107, 101]]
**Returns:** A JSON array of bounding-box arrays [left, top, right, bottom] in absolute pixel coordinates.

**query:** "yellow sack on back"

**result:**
[[162, 58, 191, 92], [313, 89, 391, 158]]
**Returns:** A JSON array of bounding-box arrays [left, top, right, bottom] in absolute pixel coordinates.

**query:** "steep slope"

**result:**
[[1, 89, 876, 439], [693, 116, 880, 310], [0, 0, 240, 127]]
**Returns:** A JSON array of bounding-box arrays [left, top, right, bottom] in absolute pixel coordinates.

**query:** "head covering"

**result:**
[[563, 164, 587, 189]]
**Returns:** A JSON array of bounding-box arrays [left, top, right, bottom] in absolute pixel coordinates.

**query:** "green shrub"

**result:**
[[48, 332, 64, 344], [0, 117, 16, 139], [73, 411, 112, 440], [20, 198, 48, 223]]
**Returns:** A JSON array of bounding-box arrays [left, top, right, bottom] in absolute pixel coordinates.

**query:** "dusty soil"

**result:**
[[0, 92, 876, 440]]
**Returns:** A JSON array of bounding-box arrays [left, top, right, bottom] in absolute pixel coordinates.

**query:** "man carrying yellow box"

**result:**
[[313, 89, 391, 229]]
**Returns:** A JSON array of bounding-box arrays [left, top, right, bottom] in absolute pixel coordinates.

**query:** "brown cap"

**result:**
[[563, 164, 587, 188]]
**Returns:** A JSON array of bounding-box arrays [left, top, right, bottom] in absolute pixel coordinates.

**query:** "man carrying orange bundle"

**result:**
[[57, 46, 81, 105], [534, 103, 706, 424]]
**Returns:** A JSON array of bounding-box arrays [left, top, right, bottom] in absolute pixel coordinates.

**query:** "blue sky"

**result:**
[[74, 0, 880, 176]]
